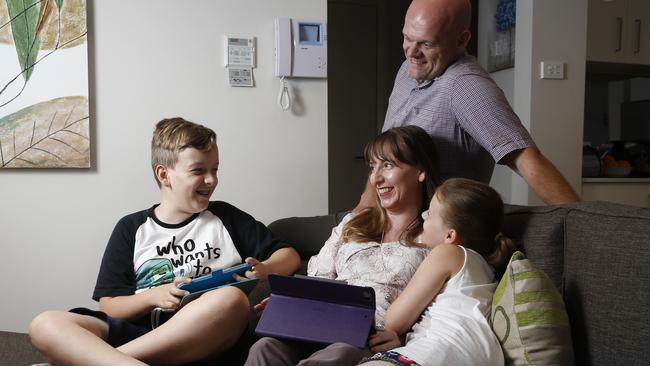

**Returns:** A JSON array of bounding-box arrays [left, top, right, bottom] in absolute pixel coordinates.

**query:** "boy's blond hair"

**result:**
[[151, 117, 217, 187]]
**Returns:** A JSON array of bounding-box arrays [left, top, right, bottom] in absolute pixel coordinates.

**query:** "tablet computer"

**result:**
[[151, 276, 260, 328], [255, 274, 375, 348], [178, 263, 253, 293], [179, 276, 259, 309]]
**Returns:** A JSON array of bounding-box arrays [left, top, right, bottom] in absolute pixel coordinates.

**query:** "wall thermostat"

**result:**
[[229, 68, 253, 87], [224, 36, 256, 68]]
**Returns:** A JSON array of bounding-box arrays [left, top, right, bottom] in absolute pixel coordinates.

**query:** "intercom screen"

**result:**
[[299, 23, 320, 44]]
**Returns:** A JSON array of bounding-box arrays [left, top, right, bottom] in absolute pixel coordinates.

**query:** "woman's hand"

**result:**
[[368, 329, 403, 353], [253, 297, 270, 316]]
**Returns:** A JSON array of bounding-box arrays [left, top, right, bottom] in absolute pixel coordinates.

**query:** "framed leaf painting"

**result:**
[[0, 0, 89, 168]]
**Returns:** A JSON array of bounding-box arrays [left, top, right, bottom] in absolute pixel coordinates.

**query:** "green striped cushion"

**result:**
[[491, 251, 574, 366]]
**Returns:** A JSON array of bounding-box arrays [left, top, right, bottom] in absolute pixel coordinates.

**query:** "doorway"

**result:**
[[327, 0, 410, 213]]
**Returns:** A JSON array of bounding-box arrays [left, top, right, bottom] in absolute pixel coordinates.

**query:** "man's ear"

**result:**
[[155, 165, 170, 187], [458, 29, 471, 49], [444, 229, 460, 245], [418, 170, 426, 183]]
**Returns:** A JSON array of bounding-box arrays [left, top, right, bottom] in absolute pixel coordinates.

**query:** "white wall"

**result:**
[[481, 0, 587, 205], [0, 0, 328, 333], [521, 0, 587, 205]]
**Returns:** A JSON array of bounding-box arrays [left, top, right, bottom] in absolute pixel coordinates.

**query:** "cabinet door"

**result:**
[[626, 0, 650, 65], [587, 0, 628, 63]]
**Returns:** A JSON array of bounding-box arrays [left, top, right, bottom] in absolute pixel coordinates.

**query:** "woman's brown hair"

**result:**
[[341, 126, 441, 246], [436, 178, 515, 270]]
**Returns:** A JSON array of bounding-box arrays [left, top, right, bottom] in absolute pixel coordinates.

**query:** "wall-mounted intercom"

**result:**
[[274, 18, 327, 78]]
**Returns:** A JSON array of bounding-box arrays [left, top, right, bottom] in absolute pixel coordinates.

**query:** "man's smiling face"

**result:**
[[401, 0, 470, 82]]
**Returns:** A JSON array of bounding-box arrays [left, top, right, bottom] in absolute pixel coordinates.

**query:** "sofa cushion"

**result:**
[[491, 251, 574, 366], [502, 205, 568, 292], [251, 213, 346, 321], [268, 213, 346, 260], [562, 201, 650, 366]]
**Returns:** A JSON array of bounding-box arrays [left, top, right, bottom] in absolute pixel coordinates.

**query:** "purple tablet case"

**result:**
[[255, 274, 375, 348]]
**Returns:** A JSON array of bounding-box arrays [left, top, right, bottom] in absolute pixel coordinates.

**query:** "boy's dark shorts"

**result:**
[[70, 307, 152, 347]]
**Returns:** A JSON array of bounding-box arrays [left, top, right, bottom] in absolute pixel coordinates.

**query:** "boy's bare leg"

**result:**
[[118, 286, 250, 365], [30, 286, 248, 365], [29, 310, 147, 366]]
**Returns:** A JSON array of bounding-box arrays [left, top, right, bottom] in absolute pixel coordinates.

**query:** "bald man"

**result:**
[[356, 0, 578, 211]]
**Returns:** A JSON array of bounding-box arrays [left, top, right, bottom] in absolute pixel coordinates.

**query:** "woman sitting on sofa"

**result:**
[[245, 125, 441, 366]]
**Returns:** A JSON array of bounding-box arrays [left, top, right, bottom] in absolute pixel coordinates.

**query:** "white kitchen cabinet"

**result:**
[[587, 0, 650, 65], [582, 178, 650, 208]]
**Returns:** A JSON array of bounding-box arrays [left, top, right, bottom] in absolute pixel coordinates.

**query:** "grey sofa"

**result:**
[[3, 200, 649, 365], [262, 200, 650, 366]]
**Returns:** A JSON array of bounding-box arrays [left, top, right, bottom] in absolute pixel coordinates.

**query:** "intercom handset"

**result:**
[[274, 18, 327, 78]]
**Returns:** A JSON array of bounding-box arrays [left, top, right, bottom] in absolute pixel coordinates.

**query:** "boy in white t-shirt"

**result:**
[[29, 117, 301, 366]]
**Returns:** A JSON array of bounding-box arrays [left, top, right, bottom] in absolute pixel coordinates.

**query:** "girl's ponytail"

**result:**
[[486, 233, 516, 272]]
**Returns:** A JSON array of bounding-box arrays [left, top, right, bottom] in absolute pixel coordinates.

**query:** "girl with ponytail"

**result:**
[[361, 178, 515, 366]]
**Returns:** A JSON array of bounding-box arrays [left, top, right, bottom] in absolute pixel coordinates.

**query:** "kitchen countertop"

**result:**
[[583, 177, 650, 183]]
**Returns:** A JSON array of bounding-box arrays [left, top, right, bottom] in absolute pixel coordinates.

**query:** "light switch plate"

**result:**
[[540, 61, 565, 80]]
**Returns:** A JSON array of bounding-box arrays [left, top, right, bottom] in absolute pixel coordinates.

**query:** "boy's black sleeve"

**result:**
[[92, 210, 147, 301], [210, 201, 289, 261]]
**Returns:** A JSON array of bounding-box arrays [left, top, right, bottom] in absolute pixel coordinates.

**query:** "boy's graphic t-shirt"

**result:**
[[93, 201, 286, 301], [133, 210, 242, 292]]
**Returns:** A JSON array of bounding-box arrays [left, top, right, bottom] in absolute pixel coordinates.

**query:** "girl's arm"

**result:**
[[383, 244, 465, 334]]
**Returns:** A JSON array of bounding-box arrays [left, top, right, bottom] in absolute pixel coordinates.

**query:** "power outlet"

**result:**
[[540, 61, 565, 80]]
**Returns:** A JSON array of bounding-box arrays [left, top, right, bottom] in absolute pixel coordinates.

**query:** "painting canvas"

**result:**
[[487, 0, 516, 72], [0, 0, 89, 168]]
